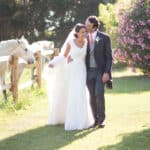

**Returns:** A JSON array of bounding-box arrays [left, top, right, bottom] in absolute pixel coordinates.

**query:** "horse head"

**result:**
[[15, 37, 35, 64]]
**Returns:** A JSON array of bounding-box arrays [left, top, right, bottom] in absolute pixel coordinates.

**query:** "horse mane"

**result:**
[[0, 39, 17, 49], [0, 39, 27, 56], [18, 38, 29, 46]]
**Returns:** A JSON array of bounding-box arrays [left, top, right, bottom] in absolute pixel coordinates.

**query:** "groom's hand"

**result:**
[[102, 73, 109, 83], [48, 63, 54, 68], [67, 55, 73, 64]]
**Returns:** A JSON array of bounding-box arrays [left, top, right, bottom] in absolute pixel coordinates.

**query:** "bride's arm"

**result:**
[[48, 43, 71, 68], [64, 43, 71, 58], [64, 43, 73, 64]]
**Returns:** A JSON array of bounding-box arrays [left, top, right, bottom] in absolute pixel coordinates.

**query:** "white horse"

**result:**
[[17, 40, 54, 87], [0, 37, 35, 100]]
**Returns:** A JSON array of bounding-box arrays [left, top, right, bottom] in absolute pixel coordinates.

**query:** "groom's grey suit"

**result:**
[[86, 30, 112, 126]]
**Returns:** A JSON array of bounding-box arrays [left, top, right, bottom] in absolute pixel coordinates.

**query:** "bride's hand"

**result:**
[[67, 55, 73, 64], [48, 63, 54, 68]]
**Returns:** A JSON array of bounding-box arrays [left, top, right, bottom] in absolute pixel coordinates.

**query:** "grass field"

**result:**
[[0, 67, 150, 150]]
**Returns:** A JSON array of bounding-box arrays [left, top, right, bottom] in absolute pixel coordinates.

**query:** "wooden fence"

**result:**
[[0, 48, 59, 102]]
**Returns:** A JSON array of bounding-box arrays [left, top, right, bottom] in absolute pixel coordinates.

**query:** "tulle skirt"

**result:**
[[44, 60, 94, 130]]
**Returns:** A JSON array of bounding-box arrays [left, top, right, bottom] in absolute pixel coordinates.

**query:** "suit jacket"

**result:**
[[86, 30, 113, 88]]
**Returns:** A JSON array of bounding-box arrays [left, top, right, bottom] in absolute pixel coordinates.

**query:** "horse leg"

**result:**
[[18, 63, 26, 80], [31, 66, 36, 88], [0, 75, 7, 101], [2, 89, 7, 101]]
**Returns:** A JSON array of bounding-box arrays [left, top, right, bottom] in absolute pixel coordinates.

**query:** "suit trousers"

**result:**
[[87, 68, 105, 124]]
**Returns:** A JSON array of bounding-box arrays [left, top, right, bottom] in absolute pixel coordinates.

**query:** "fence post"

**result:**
[[54, 48, 59, 56], [34, 51, 41, 88], [11, 55, 19, 102]]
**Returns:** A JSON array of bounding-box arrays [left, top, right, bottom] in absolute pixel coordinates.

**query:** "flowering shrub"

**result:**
[[114, 0, 150, 74], [113, 48, 128, 64]]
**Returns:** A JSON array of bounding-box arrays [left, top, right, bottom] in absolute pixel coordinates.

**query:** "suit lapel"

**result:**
[[87, 31, 102, 53], [87, 35, 90, 53], [92, 32, 99, 53], [94, 31, 103, 51]]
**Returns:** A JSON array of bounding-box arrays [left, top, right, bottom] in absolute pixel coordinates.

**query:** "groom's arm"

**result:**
[[104, 35, 112, 73], [48, 42, 71, 68], [102, 34, 112, 83]]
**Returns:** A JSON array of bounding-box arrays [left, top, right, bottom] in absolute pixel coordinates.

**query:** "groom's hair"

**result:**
[[87, 16, 100, 30]]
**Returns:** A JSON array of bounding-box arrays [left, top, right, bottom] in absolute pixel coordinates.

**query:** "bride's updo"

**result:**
[[74, 23, 86, 38]]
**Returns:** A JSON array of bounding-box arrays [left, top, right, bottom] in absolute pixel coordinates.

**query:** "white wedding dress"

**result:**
[[45, 39, 94, 130]]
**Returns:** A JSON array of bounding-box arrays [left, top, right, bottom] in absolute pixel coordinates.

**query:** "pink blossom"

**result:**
[[144, 55, 150, 60], [131, 53, 142, 61], [144, 45, 150, 50], [147, 19, 150, 25], [137, 38, 144, 44], [131, 67, 136, 73], [139, 20, 146, 26], [116, 0, 149, 73], [143, 29, 150, 35], [145, 9, 150, 15]]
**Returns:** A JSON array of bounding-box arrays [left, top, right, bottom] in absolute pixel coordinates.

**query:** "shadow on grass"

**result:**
[[0, 125, 95, 150], [107, 75, 150, 94], [98, 128, 150, 150]]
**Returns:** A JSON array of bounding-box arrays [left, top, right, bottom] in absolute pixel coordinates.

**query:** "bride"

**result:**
[[45, 23, 94, 131]]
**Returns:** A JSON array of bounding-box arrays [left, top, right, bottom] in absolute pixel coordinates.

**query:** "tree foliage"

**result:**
[[0, 0, 17, 39], [0, 0, 102, 45], [99, 2, 118, 48], [114, 0, 150, 74]]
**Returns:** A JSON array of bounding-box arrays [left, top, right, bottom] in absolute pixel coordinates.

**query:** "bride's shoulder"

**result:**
[[84, 39, 88, 45], [85, 39, 88, 43], [67, 38, 74, 44]]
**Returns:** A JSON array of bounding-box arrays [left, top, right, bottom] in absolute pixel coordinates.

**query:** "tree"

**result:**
[[0, 0, 103, 45], [45, 0, 102, 46], [99, 2, 118, 48], [114, 0, 150, 74], [0, 0, 17, 40]]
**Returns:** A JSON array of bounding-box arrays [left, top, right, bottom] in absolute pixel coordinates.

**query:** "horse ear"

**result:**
[[20, 35, 25, 39], [17, 39, 20, 44]]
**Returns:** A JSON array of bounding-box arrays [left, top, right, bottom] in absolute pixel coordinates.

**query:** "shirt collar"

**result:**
[[89, 30, 97, 40]]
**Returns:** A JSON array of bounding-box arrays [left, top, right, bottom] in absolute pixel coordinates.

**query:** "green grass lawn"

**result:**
[[0, 68, 150, 150]]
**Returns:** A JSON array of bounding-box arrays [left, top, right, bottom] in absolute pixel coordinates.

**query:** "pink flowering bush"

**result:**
[[114, 0, 150, 74]]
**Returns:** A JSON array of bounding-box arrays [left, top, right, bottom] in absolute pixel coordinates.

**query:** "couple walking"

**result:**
[[45, 16, 112, 131]]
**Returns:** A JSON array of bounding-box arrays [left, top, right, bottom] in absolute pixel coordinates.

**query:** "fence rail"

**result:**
[[0, 48, 59, 102]]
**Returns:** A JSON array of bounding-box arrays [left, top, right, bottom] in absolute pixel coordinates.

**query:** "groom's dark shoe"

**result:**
[[98, 122, 105, 128]]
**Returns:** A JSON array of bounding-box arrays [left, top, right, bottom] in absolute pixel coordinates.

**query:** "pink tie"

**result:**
[[89, 33, 94, 45]]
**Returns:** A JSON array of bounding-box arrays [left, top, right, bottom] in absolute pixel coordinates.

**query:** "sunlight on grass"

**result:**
[[0, 67, 150, 150], [112, 67, 144, 77]]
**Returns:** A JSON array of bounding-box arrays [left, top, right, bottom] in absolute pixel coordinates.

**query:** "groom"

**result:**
[[85, 16, 112, 128]]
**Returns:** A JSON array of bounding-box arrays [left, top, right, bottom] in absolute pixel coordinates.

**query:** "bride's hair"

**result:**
[[60, 23, 85, 54], [74, 23, 86, 38]]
